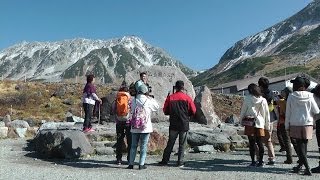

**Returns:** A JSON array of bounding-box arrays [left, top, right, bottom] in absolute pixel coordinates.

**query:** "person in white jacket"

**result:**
[[240, 83, 270, 167], [127, 84, 159, 170], [285, 76, 320, 176]]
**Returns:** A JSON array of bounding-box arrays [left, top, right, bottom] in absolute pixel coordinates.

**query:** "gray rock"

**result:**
[[125, 65, 195, 122], [25, 119, 38, 127], [8, 120, 30, 129], [193, 145, 215, 153], [39, 122, 77, 131], [225, 114, 239, 124], [33, 129, 94, 158], [52, 86, 66, 98], [188, 131, 231, 152], [100, 91, 117, 122], [95, 147, 115, 155], [193, 85, 221, 126], [66, 113, 84, 123], [15, 128, 27, 138], [0, 121, 5, 127], [62, 99, 73, 105], [0, 127, 8, 138]]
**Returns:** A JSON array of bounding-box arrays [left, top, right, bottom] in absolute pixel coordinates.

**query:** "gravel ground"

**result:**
[[1, 136, 320, 180]]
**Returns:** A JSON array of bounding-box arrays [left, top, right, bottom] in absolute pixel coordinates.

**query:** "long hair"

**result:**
[[248, 83, 262, 97]]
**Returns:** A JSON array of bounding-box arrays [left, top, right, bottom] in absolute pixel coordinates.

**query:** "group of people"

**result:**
[[240, 76, 320, 176], [81, 72, 196, 170], [81, 73, 320, 175]]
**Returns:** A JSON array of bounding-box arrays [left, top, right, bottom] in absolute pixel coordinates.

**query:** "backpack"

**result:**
[[130, 99, 147, 130], [116, 92, 130, 121]]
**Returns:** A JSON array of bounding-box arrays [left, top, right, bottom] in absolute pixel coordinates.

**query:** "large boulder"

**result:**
[[100, 90, 118, 122], [193, 86, 221, 126], [125, 65, 195, 121], [33, 129, 94, 158]]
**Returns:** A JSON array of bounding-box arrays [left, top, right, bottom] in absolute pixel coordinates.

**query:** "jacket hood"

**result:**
[[247, 95, 264, 105], [290, 91, 314, 104]]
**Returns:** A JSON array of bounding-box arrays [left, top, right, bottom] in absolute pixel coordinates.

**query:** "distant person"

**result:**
[[82, 74, 102, 133], [114, 81, 132, 165], [311, 84, 320, 173], [277, 87, 293, 164], [285, 77, 319, 176], [240, 83, 270, 167], [158, 80, 196, 167], [258, 77, 276, 165], [134, 72, 152, 96], [127, 84, 159, 170]]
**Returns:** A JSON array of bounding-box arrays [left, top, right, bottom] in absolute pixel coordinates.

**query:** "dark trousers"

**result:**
[[83, 103, 94, 129], [316, 120, 320, 161], [277, 124, 285, 149], [295, 139, 310, 170], [162, 130, 188, 164], [278, 124, 292, 161], [248, 135, 264, 163], [116, 121, 132, 161]]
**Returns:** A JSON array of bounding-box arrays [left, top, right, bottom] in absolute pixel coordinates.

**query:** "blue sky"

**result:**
[[0, 0, 311, 70]]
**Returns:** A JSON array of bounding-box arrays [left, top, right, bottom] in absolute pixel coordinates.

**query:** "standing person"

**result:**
[[258, 77, 276, 165], [158, 80, 196, 167], [114, 82, 132, 165], [127, 84, 159, 170], [240, 83, 270, 167], [285, 77, 319, 176], [311, 84, 320, 173], [277, 87, 293, 164], [135, 72, 152, 95], [82, 74, 102, 132]]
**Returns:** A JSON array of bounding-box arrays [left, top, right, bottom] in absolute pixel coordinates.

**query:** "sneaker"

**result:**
[[256, 162, 264, 167], [279, 148, 285, 152], [304, 169, 312, 176], [139, 165, 147, 170], [116, 160, 122, 165], [177, 161, 185, 167], [266, 160, 275, 165], [284, 159, 293, 164], [126, 165, 133, 169], [248, 162, 256, 167], [311, 165, 320, 173], [291, 165, 302, 173], [158, 161, 168, 166]]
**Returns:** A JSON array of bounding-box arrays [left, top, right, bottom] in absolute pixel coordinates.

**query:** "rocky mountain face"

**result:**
[[0, 36, 194, 83], [193, 0, 320, 87]]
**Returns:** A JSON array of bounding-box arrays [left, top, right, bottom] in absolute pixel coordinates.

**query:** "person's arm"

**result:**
[[285, 95, 292, 130], [311, 96, 320, 115], [148, 97, 160, 112], [263, 100, 271, 131], [239, 96, 248, 121], [163, 96, 170, 115], [187, 96, 196, 116]]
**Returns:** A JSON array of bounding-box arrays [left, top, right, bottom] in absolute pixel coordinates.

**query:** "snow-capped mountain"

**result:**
[[0, 36, 194, 82], [192, 0, 320, 87]]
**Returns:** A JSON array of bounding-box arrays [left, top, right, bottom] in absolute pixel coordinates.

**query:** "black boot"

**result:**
[[311, 162, 320, 173]]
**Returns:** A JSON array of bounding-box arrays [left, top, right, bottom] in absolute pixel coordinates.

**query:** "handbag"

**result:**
[[241, 116, 255, 126]]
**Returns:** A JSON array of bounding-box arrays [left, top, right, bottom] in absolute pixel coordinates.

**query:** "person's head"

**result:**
[[86, 74, 95, 83], [290, 76, 306, 91], [281, 87, 293, 100], [304, 77, 310, 89], [248, 83, 262, 97], [258, 77, 269, 89], [140, 72, 147, 83], [137, 84, 149, 95], [175, 80, 184, 92]]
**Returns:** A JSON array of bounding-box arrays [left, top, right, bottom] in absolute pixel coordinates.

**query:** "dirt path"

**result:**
[[0, 136, 320, 180]]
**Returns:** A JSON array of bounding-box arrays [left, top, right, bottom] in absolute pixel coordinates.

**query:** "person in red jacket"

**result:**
[[158, 80, 196, 167]]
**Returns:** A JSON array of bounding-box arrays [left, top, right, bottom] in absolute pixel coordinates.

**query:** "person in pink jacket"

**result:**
[[126, 84, 159, 170]]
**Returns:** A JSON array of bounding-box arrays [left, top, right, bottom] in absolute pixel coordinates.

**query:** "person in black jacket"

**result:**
[[158, 80, 196, 167]]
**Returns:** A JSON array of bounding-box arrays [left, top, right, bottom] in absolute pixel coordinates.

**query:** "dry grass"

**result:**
[[0, 80, 112, 123]]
